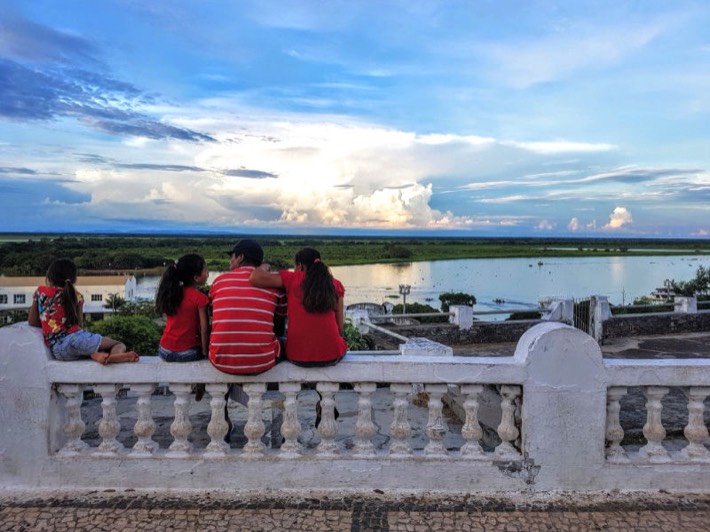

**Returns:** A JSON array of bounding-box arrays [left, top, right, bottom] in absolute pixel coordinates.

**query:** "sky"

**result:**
[[0, 0, 708, 238]]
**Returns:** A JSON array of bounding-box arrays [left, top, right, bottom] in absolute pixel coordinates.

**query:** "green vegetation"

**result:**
[[663, 266, 710, 297], [439, 291, 477, 312], [1, 234, 708, 276], [85, 315, 163, 356], [342, 321, 375, 351], [392, 302, 448, 323]]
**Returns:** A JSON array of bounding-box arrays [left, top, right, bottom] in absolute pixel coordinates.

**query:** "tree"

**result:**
[[439, 291, 476, 312], [104, 293, 126, 312], [664, 266, 710, 297], [86, 315, 163, 356]]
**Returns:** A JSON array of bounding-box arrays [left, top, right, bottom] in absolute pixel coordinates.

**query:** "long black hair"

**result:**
[[155, 253, 206, 316], [295, 247, 338, 313], [45, 257, 81, 328]]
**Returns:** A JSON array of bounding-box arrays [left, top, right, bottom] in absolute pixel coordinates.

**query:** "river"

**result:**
[[135, 254, 709, 314]]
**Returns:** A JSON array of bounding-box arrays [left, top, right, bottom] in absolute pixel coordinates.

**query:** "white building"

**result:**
[[0, 275, 137, 322]]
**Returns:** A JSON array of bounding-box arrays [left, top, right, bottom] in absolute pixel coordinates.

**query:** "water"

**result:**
[[136, 255, 710, 313]]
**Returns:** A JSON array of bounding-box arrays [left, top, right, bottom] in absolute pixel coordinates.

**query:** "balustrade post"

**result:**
[[167, 383, 194, 457], [495, 385, 521, 460], [242, 383, 267, 456], [56, 384, 89, 456], [204, 383, 230, 457], [354, 382, 377, 457], [639, 386, 670, 462], [130, 384, 158, 457], [424, 384, 448, 456], [316, 382, 340, 456], [605, 386, 628, 462], [460, 384, 485, 458], [94, 384, 124, 456], [681, 386, 710, 461], [279, 382, 302, 458], [389, 383, 413, 456]]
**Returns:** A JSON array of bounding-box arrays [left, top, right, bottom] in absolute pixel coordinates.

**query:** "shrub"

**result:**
[[506, 311, 542, 320], [391, 302, 448, 323], [86, 315, 163, 356], [439, 291, 476, 312], [342, 320, 374, 351]]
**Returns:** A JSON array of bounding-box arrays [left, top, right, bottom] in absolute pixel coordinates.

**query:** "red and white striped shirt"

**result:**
[[208, 266, 286, 375]]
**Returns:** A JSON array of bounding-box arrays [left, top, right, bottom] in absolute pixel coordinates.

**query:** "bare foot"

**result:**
[[104, 351, 140, 364], [90, 352, 110, 364], [90, 351, 135, 364]]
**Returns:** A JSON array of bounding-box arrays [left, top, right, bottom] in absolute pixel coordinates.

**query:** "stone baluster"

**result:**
[[167, 383, 194, 457], [681, 386, 710, 461], [56, 384, 89, 456], [94, 384, 124, 456], [353, 382, 377, 457], [242, 383, 266, 456], [130, 384, 158, 457], [279, 382, 302, 458], [204, 384, 230, 457], [495, 385, 521, 460], [639, 386, 670, 462], [316, 382, 340, 456], [389, 383, 413, 456], [460, 384, 485, 458], [424, 384, 448, 456], [605, 386, 628, 462]]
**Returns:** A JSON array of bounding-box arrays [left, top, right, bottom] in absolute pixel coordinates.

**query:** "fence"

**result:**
[[2, 321, 710, 494]]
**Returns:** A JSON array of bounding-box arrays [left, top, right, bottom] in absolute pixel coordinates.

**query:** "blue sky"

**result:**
[[0, 0, 708, 237]]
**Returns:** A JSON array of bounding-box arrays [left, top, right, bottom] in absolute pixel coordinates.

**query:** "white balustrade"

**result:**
[[167, 383, 194, 457], [4, 321, 710, 494], [56, 384, 88, 456], [94, 384, 123, 456]]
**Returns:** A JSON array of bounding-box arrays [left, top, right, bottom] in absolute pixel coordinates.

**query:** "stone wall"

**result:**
[[374, 320, 541, 346], [602, 311, 710, 342]]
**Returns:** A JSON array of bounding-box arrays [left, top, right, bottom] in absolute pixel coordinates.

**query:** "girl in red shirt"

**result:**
[[155, 253, 210, 362], [250, 247, 346, 366]]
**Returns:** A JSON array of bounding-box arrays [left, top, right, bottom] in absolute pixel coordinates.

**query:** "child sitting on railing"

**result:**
[[28, 257, 139, 364]]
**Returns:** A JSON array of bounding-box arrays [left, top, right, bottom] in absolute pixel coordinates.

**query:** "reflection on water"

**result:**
[[136, 255, 710, 313]]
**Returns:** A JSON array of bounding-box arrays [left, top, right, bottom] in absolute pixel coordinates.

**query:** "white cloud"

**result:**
[[536, 219, 555, 231], [507, 141, 616, 155], [603, 206, 633, 230]]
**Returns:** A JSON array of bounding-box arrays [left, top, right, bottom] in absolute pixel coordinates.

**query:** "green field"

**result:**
[[0, 233, 708, 276]]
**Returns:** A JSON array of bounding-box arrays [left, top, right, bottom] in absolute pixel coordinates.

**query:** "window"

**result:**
[[91, 294, 103, 302], [13, 294, 26, 305], [0, 294, 7, 304]]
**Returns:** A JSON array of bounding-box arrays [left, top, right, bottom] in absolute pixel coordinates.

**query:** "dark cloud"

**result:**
[[0, 166, 37, 175], [222, 169, 279, 179], [116, 163, 205, 172], [0, 14, 214, 142]]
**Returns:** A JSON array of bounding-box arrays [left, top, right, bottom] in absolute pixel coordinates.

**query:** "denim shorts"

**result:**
[[52, 331, 103, 361], [158, 345, 205, 362]]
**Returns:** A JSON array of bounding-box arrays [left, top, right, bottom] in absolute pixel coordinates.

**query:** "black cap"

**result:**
[[226, 239, 264, 264]]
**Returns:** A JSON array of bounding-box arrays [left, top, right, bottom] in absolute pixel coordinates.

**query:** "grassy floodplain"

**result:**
[[0, 233, 709, 276]]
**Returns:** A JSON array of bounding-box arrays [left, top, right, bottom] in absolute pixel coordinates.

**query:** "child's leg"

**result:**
[[93, 337, 139, 364]]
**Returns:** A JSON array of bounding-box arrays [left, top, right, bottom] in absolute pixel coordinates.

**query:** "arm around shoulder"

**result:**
[[249, 267, 285, 289], [28, 299, 41, 327]]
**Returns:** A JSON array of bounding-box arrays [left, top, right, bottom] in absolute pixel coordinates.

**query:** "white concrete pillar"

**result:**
[[674, 296, 697, 313], [449, 305, 474, 330], [590, 295, 611, 343], [514, 322, 606, 488], [542, 298, 574, 324]]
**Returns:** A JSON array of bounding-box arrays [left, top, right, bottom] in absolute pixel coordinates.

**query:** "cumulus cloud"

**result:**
[[603, 206, 633, 230], [536, 219, 554, 231]]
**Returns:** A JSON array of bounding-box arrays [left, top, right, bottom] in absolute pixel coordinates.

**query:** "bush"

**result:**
[[391, 302, 448, 323], [439, 291, 476, 312], [342, 320, 374, 351], [506, 311, 542, 321], [86, 315, 163, 356]]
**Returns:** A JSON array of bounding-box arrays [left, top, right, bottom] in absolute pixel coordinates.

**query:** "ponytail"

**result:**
[[155, 253, 206, 316], [296, 247, 338, 314], [45, 258, 80, 327]]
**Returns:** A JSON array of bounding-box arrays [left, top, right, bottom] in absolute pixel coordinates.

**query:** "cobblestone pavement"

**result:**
[[2, 490, 710, 531]]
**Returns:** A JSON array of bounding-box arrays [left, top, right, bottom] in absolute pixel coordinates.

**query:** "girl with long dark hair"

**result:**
[[155, 253, 210, 362], [28, 257, 139, 364]]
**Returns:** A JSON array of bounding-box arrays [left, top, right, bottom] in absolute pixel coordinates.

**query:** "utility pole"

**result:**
[[399, 284, 411, 314]]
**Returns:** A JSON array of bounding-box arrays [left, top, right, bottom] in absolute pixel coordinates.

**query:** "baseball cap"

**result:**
[[226, 239, 264, 264]]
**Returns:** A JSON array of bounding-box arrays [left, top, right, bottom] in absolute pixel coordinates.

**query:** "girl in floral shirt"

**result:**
[[28, 258, 139, 364]]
